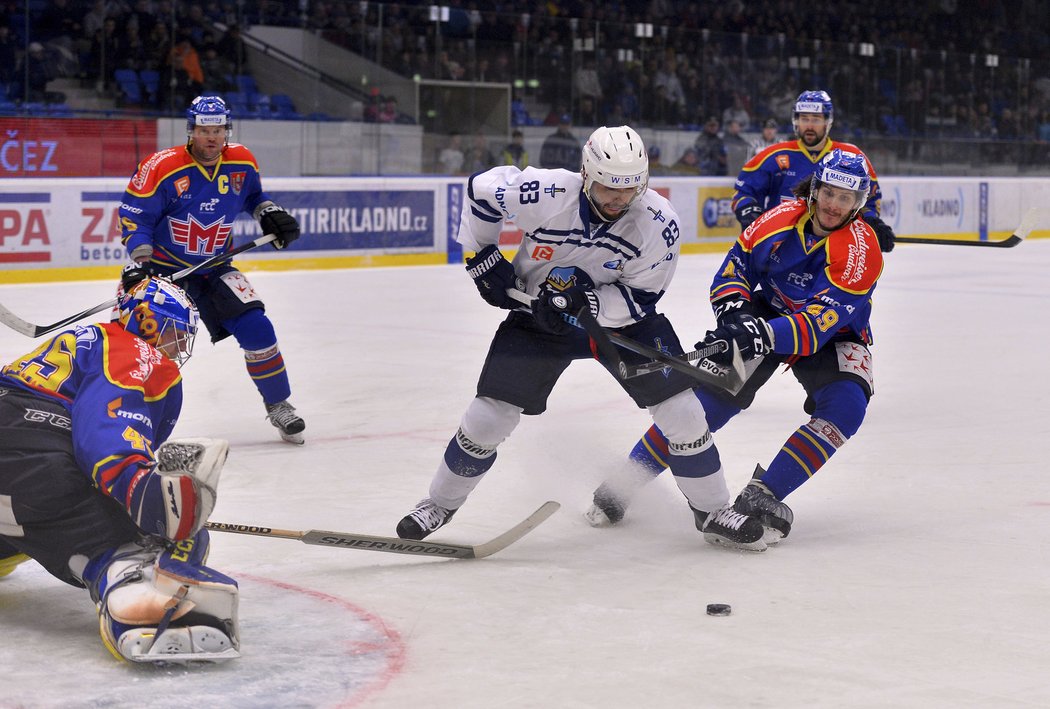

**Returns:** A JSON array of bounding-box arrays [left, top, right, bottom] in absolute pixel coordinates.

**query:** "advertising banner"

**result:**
[[0, 118, 155, 177]]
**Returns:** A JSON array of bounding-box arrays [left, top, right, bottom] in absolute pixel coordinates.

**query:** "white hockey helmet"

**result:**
[[581, 125, 649, 222]]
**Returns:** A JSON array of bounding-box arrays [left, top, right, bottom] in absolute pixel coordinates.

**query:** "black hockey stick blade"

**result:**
[[206, 500, 560, 560], [895, 207, 1044, 248], [0, 233, 278, 338], [625, 339, 728, 377]]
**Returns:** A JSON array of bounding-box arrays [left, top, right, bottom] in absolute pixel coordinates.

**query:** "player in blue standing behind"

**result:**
[[733, 90, 896, 252], [0, 277, 240, 664], [586, 151, 884, 549], [118, 94, 306, 444]]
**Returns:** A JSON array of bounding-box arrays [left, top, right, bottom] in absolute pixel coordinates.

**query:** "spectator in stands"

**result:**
[[14, 42, 62, 104], [200, 43, 235, 95], [694, 116, 728, 176], [672, 146, 701, 175], [87, 17, 121, 89], [218, 24, 248, 77], [167, 28, 204, 109], [539, 114, 582, 171], [721, 92, 751, 130], [653, 57, 686, 125], [722, 118, 751, 175], [749, 117, 780, 157], [438, 133, 465, 174], [648, 145, 671, 176], [464, 133, 497, 174], [501, 129, 529, 170]]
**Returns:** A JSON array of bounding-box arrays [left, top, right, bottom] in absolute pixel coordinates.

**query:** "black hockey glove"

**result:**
[[465, 244, 518, 309], [737, 204, 764, 230], [532, 287, 599, 335], [119, 261, 155, 292], [713, 297, 755, 326], [257, 203, 300, 249], [863, 213, 895, 253], [701, 313, 772, 365]]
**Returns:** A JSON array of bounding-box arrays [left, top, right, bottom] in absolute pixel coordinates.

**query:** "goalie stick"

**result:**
[[206, 500, 560, 560], [0, 233, 278, 338], [505, 288, 745, 393], [895, 206, 1045, 248]]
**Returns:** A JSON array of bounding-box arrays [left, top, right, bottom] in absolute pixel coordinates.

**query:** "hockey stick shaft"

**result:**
[[504, 288, 743, 392], [894, 206, 1044, 248], [0, 233, 277, 338], [206, 500, 560, 560]]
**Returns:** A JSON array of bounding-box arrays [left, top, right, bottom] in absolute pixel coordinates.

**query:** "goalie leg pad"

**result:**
[[89, 530, 240, 664]]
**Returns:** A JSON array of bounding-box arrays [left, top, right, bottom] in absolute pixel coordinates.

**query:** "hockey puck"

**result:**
[[706, 603, 732, 616]]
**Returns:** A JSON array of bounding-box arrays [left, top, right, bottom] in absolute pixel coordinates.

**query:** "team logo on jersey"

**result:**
[[531, 245, 554, 261], [174, 176, 191, 196], [776, 155, 790, 170], [647, 206, 666, 222], [603, 259, 623, 270], [544, 184, 565, 198], [169, 214, 233, 256], [230, 172, 246, 194]]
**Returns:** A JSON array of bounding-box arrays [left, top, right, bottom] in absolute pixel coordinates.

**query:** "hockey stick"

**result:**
[[505, 288, 745, 393], [0, 233, 278, 338], [206, 500, 560, 560], [894, 207, 1045, 248]]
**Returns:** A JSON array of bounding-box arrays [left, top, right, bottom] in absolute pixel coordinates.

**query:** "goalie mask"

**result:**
[[581, 125, 649, 222], [793, 90, 833, 147], [117, 277, 199, 367], [809, 149, 871, 231]]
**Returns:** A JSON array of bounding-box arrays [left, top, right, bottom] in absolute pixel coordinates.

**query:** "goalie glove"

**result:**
[[127, 438, 229, 541], [254, 201, 300, 249]]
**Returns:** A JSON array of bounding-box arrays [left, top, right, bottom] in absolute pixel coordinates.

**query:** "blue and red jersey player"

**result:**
[[118, 94, 306, 443], [732, 90, 895, 253], [0, 278, 241, 664], [587, 150, 884, 549]]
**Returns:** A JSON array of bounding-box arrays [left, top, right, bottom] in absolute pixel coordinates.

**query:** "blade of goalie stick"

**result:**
[[895, 206, 1044, 247], [504, 288, 744, 392], [206, 500, 560, 560], [0, 234, 278, 338]]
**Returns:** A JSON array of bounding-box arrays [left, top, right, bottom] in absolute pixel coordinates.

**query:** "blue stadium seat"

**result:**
[[114, 69, 141, 105], [139, 70, 159, 105]]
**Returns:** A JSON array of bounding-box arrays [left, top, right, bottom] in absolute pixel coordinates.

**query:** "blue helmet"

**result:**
[[117, 277, 199, 367], [793, 90, 834, 144], [186, 94, 232, 139], [810, 149, 871, 224]]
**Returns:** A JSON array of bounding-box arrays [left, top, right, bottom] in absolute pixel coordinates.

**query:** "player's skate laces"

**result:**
[[692, 503, 766, 552], [733, 480, 793, 544], [396, 498, 457, 540], [265, 400, 305, 444], [584, 483, 628, 527]]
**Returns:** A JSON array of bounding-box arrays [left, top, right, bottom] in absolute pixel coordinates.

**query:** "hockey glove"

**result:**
[[465, 244, 518, 309], [256, 202, 300, 249], [863, 213, 896, 253], [701, 313, 772, 365], [712, 296, 755, 326], [119, 261, 155, 292], [127, 438, 229, 541], [532, 287, 599, 335], [737, 204, 764, 230]]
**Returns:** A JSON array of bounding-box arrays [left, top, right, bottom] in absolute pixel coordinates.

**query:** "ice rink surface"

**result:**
[[2, 241, 1049, 708]]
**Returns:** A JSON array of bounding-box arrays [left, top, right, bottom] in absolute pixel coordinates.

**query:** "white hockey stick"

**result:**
[[895, 206, 1046, 247], [206, 500, 560, 560], [0, 233, 278, 338]]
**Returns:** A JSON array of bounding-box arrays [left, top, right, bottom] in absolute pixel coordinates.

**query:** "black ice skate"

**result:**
[[265, 400, 305, 444], [733, 466, 793, 544], [692, 503, 766, 552], [584, 482, 629, 527], [396, 498, 457, 540]]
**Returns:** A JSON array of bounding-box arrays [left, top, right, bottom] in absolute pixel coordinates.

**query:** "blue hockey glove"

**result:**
[[737, 204, 764, 230], [701, 313, 772, 365], [257, 203, 300, 249], [862, 213, 895, 253], [465, 244, 518, 309], [532, 287, 599, 335]]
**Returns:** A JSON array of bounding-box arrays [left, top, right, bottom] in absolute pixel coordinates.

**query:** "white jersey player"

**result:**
[[396, 125, 767, 551]]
